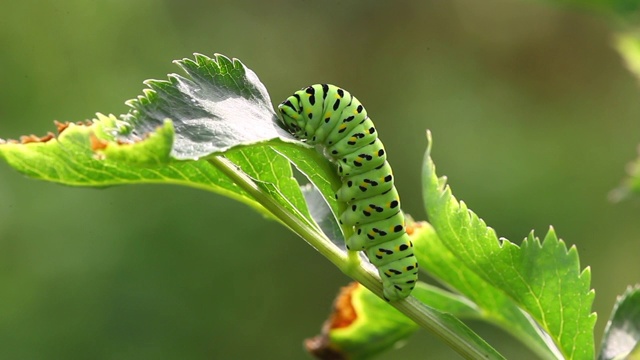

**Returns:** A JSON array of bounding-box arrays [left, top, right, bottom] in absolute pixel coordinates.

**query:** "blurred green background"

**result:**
[[1, 0, 639, 359]]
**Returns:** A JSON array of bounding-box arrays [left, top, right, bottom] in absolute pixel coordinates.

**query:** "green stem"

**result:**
[[208, 155, 504, 360]]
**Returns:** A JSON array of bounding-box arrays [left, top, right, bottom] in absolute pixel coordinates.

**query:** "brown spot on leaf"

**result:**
[[54, 120, 70, 134], [20, 132, 55, 144], [3, 119, 80, 145], [90, 133, 108, 151]]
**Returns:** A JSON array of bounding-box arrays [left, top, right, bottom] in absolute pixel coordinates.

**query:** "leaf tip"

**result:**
[[547, 225, 556, 234], [193, 52, 208, 60], [214, 53, 235, 67]]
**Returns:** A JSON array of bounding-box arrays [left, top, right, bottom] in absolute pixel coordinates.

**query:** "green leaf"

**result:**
[[119, 53, 293, 160], [422, 132, 596, 360], [0, 117, 322, 234], [411, 282, 483, 319], [411, 221, 562, 359], [0, 54, 325, 231], [599, 285, 640, 360], [224, 145, 315, 228]]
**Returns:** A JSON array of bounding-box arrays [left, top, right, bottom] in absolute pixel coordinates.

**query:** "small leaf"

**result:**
[[599, 285, 640, 360], [422, 131, 596, 359], [225, 145, 315, 228], [305, 282, 419, 360]]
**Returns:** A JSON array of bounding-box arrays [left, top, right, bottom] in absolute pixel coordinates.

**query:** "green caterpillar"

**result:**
[[278, 84, 418, 301]]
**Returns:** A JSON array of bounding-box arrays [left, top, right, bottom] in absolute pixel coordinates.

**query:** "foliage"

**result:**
[[3, 51, 637, 359]]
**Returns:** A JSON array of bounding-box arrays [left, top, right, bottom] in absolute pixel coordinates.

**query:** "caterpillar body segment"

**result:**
[[346, 212, 406, 251], [278, 84, 418, 301], [340, 187, 401, 226], [335, 162, 394, 202]]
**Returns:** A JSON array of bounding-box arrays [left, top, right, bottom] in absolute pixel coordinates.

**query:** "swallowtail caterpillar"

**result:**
[[278, 84, 418, 301]]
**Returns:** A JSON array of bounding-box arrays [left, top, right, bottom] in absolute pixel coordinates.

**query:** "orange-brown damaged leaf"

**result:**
[[0, 115, 173, 184], [89, 133, 109, 151], [19, 132, 55, 144], [0, 119, 94, 146], [305, 282, 418, 360], [329, 283, 359, 329], [92, 116, 174, 166], [54, 120, 71, 133]]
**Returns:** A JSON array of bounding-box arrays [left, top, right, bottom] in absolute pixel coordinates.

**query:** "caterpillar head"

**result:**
[[278, 96, 306, 139]]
